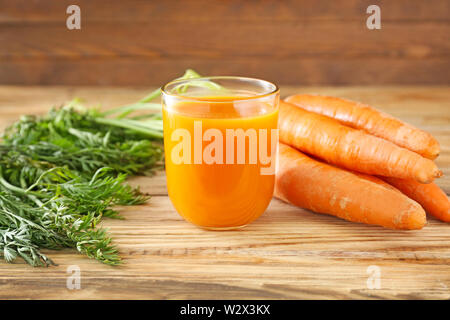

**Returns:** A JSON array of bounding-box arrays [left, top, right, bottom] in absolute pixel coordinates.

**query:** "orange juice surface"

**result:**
[[163, 96, 278, 229]]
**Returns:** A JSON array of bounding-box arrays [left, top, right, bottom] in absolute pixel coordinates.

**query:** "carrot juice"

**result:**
[[162, 77, 279, 229]]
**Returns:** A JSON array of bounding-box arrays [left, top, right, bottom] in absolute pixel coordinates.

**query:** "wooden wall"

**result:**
[[0, 0, 449, 86]]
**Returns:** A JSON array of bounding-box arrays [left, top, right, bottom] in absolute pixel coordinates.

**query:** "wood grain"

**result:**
[[3, 23, 449, 60], [2, 58, 449, 87], [0, 86, 449, 300], [0, 0, 449, 86], [2, 0, 449, 23]]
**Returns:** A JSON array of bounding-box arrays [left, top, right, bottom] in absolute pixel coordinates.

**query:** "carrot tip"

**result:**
[[404, 210, 427, 230], [432, 152, 439, 159]]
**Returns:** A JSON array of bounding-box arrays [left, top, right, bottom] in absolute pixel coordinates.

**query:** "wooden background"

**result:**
[[0, 85, 449, 299], [0, 0, 449, 86]]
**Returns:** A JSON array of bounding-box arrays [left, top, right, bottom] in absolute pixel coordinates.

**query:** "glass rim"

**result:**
[[161, 76, 280, 102]]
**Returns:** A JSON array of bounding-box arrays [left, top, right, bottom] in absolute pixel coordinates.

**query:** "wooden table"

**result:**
[[0, 86, 449, 299]]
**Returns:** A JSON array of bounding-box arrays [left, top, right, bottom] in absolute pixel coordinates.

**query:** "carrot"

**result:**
[[279, 101, 442, 184], [275, 143, 426, 230], [285, 94, 440, 159], [382, 177, 450, 222]]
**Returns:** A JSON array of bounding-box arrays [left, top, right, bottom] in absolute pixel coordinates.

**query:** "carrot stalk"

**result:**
[[285, 94, 440, 159], [382, 177, 450, 222], [275, 143, 427, 230], [279, 101, 441, 184]]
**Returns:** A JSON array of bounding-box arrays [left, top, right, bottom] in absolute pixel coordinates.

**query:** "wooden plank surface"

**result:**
[[0, 85, 449, 299], [1, 0, 449, 86], [2, 0, 449, 23]]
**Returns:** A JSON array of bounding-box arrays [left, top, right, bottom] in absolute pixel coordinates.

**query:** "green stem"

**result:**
[[139, 69, 202, 103], [139, 88, 162, 103], [94, 118, 164, 139], [130, 113, 161, 120], [25, 167, 67, 193], [100, 102, 161, 118], [0, 167, 44, 198]]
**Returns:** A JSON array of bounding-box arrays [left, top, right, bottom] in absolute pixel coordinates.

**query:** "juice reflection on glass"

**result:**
[[162, 77, 279, 229]]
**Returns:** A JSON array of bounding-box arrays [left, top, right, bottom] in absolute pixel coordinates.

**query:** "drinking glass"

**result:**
[[162, 76, 279, 229]]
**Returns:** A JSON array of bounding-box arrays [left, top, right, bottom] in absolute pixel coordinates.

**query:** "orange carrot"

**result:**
[[279, 101, 441, 184], [285, 94, 440, 159], [275, 143, 426, 230], [382, 177, 450, 222]]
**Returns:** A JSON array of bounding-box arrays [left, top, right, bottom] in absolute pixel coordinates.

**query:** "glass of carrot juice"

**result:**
[[162, 76, 279, 230]]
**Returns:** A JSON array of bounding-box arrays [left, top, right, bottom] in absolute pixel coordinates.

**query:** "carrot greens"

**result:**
[[0, 69, 203, 266]]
